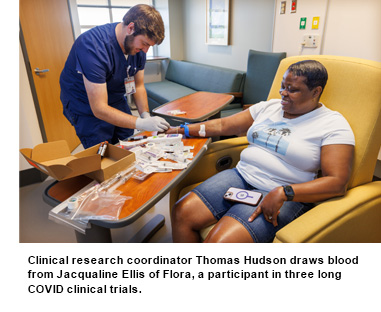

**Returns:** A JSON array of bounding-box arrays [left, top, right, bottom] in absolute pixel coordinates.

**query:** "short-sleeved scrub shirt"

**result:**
[[60, 22, 146, 148]]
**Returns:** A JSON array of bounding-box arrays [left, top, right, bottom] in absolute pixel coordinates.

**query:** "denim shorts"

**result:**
[[192, 168, 315, 243]]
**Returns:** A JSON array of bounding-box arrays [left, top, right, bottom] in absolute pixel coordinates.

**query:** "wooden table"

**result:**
[[152, 91, 234, 123], [47, 134, 211, 243]]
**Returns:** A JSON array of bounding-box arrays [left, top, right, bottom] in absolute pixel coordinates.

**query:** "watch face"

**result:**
[[285, 186, 294, 195], [283, 185, 294, 200]]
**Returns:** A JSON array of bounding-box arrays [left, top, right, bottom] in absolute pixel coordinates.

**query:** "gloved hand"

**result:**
[[135, 115, 170, 132], [140, 111, 151, 119]]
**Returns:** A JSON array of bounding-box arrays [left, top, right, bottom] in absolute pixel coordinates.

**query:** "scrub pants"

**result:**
[[63, 101, 134, 149]]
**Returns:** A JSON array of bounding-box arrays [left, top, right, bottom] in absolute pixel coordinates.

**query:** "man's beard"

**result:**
[[123, 34, 135, 55]]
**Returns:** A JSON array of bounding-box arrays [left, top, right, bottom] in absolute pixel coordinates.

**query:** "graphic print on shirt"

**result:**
[[249, 119, 292, 155]]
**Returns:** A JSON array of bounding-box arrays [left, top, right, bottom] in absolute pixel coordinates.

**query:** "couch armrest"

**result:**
[[274, 181, 381, 243]]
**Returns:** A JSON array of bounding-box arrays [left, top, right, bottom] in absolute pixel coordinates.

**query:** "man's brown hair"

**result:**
[[123, 4, 165, 45]]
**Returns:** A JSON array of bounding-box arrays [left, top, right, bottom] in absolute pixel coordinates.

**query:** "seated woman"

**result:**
[[166, 60, 355, 243]]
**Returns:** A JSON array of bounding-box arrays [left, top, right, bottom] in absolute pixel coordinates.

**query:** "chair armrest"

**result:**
[[274, 181, 381, 243]]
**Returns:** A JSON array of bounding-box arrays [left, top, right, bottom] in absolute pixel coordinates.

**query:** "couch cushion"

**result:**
[[146, 80, 196, 109], [243, 50, 286, 104], [165, 60, 245, 93]]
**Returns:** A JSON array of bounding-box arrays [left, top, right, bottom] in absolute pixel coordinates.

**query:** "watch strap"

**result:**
[[282, 185, 295, 201]]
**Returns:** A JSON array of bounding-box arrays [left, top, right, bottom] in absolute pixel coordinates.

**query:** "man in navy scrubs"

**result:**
[[60, 4, 169, 148]]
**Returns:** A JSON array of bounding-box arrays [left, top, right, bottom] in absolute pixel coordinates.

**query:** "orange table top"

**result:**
[[152, 91, 234, 122], [48, 133, 211, 228]]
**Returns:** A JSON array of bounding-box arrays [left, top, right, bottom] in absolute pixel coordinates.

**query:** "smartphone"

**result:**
[[224, 187, 262, 206]]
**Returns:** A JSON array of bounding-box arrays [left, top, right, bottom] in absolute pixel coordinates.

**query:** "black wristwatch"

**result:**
[[283, 185, 295, 201]]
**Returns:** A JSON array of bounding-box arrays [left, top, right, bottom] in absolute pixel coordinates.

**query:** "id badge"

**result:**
[[124, 76, 136, 95]]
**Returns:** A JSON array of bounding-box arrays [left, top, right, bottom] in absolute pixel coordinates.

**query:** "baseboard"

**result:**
[[20, 168, 48, 187]]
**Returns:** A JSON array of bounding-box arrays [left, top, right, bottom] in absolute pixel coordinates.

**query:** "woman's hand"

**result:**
[[248, 187, 286, 227]]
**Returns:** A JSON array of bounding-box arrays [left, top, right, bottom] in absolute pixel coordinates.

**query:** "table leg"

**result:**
[[128, 214, 165, 243], [209, 111, 221, 119], [75, 224, 112, 243]]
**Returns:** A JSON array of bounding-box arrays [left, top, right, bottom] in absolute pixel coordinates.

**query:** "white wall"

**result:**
[[273, 0, 381, 62], [182, 0, 276, 71], [273, 0, 328, 56], [167, 0, 184, 60], [323, 0, 381, 62]]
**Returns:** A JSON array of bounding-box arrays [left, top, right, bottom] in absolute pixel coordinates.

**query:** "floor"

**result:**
[[19, 177, 173, 243]]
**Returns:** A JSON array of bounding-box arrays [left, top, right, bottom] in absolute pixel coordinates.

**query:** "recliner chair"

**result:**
[[170, 55, 381, 243]]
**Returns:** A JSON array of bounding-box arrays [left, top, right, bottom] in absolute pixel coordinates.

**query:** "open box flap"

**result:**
[[20, 149, 50, 175], [20, 148, 33, 160], [31, 140, 71, 162], [20, 141, 102, 181]]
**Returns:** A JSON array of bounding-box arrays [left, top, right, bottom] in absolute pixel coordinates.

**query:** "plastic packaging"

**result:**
[[67, 165, 136, 222], [132, 170, 153, 181], [69, 188, 129, 222], [167, 109, 186, 115]]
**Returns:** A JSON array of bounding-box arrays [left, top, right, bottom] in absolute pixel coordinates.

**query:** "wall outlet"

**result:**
[[303, 34, 320, 48]]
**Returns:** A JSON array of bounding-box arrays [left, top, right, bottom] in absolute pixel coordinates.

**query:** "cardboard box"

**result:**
[[20, 140, 135, 182], [76, 143, 136, 182]]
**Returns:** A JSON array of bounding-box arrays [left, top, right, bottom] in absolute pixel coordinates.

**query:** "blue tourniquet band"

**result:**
[[180, 123, 190, 138]]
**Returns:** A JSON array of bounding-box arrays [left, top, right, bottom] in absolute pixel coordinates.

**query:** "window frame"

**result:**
[[72, 0, 157, 57]]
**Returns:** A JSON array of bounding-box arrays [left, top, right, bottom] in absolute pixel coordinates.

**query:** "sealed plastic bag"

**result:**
[[70, 188, 130, 222], [67, 166, 136, 222]]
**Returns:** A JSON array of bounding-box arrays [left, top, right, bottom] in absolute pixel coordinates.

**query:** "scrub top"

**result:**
[[60, 22, 146, 116]]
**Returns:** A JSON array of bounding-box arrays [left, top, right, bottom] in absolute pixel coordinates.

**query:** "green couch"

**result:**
[[145, 60, 245, 116]]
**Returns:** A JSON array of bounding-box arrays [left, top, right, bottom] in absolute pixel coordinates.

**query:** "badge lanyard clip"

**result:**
[[125, 65, 136, 95]]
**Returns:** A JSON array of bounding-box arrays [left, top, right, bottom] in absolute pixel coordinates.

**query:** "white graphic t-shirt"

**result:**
[[236, 99, 355, 191]]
